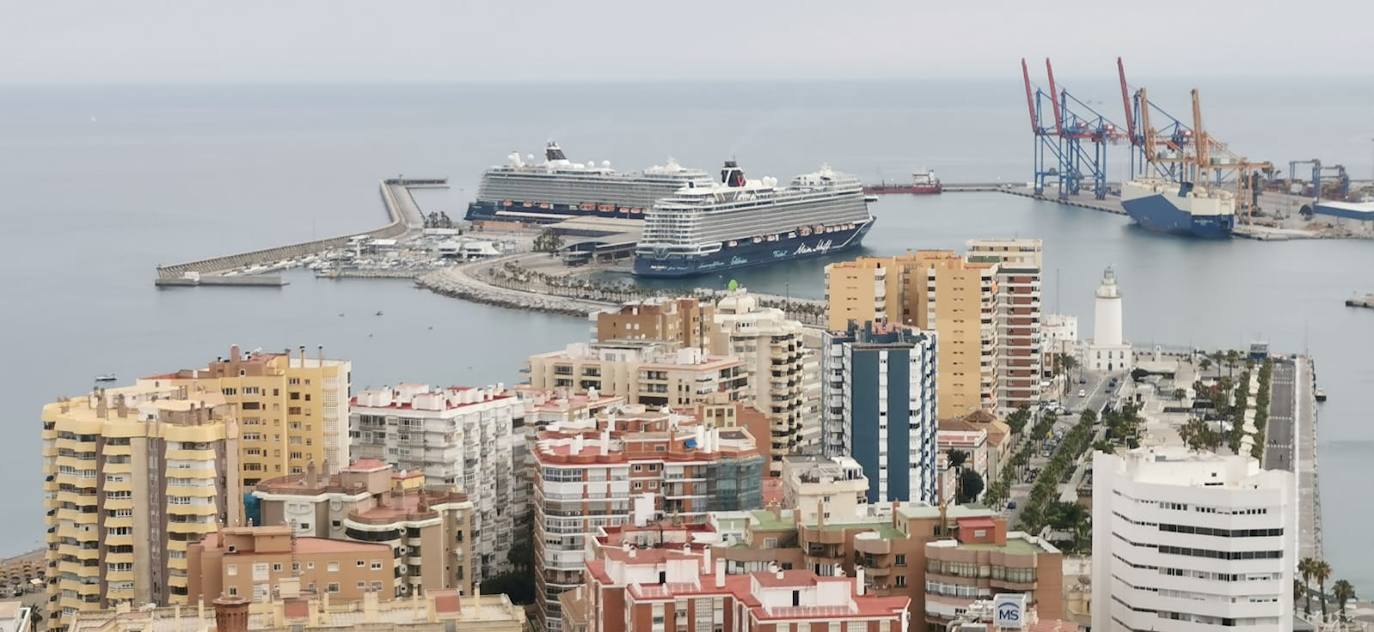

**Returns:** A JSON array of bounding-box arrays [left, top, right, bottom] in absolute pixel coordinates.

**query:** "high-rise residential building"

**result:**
[[594, 297, 714, 349], [821, 321, 938, 504], [1092, 448, 1294, 631], [348, 384, 517, 582], [41, 383, 243, 630], [1086, 267, 1133, 373], [69, 588, 527, 632], [708, 290, 809, 476], [967, 238, 1043, 412], [186, 525, 396, 603], [527, 341, 748, 408], [530, 405, 765, 632], [825, 252, 1000, 419], [571, 550, 910, 632], [251, 460, 475, 597], [153, 345, 351, 488]]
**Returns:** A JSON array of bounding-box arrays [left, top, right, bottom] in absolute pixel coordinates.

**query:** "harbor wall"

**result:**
[[154, 178, 439, 280]]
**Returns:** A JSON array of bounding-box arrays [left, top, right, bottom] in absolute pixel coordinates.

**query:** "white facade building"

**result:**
[[1086, 267, 1133, 372], [348, 383, 520, 581], [1092, 448, 1294, 631], [709, 290, 809, 474]]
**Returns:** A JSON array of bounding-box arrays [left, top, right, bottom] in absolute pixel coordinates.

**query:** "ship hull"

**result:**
[[633, 221, 873, 278], [1121, 192, 1233, 238], [465, 200, 644, 223]]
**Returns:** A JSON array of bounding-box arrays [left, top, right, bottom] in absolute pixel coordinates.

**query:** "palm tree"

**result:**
[[946, 449, 968, 502], [1333, 579, 1356, 622], [1199, 357, 1212, 374], [1299, 557, 1316, 615], [1294, 578, 1306, 610], [1313, 559, 1332, 620]]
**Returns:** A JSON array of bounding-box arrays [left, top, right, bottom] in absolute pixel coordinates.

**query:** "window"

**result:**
[[327, 583, 340, 593], [272, 563, 283, 572], [227, 586, 238, 596], [328, 562, 339, 572], [371, 561, 383, 570], [357, 560, 366, 568], [226, 564, 238, 576], [895, 575, 906, 587], [895, 554, 907, 567]]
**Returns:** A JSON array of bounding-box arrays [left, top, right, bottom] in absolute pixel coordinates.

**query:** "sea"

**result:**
[[2, 79, 1372, 584]]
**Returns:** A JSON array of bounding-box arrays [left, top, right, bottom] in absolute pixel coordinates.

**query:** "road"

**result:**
[[1262, 359, 1295, 471]]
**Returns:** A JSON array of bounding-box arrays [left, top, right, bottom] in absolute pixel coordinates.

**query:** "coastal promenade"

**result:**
[[153, 178, 442, 283], [1262, 357, 1322, 562]]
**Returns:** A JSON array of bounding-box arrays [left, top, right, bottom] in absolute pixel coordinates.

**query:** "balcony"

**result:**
[[853, 531, 891, 555]]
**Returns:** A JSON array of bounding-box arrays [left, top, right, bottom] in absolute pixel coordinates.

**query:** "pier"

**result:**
[[153, 178, 443, 284]]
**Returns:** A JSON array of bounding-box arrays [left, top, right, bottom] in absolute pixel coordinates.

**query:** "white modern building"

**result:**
[[821, 321, 939, 504], [709, 290, 809, 474], [1086, 266, 1133, 372], [348, 384, 520, 581], [1092, 447, 1294, 631]]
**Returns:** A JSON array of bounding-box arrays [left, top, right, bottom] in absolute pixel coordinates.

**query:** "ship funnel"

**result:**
[[545, 141, 567, 162], [721, 160, 746, 187]]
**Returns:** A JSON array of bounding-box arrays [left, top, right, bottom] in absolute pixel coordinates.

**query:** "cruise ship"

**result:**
[[464, 142, 712, 223], [633, 161, 874, 277], [1121, 178, 1235, 238]]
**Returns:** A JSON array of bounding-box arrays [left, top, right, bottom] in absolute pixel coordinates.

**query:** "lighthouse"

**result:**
[[1087, 267, 1132, 372]]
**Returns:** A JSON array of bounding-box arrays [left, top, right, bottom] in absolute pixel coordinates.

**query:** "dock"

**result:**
[[154, 178, 443, 286]]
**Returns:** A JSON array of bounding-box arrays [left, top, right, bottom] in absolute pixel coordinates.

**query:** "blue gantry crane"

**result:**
[[1022, 58, 1126, 200], [1288, 159, 1350, 201]]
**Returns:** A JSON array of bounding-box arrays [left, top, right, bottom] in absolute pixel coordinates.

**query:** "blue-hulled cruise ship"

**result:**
[[1121, 179, 1235, 238], [633, 161, 874, 278], [464, 142, 712, 223]]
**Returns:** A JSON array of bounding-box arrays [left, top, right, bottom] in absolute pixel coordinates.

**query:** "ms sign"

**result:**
[[992, 593, 1026, 629]]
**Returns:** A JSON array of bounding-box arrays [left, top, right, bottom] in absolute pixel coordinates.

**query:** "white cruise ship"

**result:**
[[465, 142, 712, 223], [633, 161, 874, 277]]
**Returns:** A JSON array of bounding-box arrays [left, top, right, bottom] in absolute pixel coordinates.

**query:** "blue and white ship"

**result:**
[[465, 142, 712, 223], [1121, 178, 1235, 238], [633, 161, 874, 278]]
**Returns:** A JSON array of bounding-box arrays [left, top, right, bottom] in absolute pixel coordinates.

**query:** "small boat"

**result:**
[[375, 310, 384, 316], [1315, 388, 1327, 402], [95, 374, 117, 382]]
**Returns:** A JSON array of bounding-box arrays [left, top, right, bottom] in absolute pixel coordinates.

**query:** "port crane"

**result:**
[[1116, 58, 1272, 219], [1021, 58, 1126, 200], [1287, 159, 1350, 201]]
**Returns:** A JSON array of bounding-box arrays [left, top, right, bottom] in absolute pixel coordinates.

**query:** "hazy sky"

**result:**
[[3, 0, 1370, 83]]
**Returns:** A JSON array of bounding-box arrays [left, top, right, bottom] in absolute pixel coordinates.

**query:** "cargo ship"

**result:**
[[863, 169, 942, 195], [1120, 179, 1235, 239], [464, 142, 712, 223], [633, 161, 873, 278]]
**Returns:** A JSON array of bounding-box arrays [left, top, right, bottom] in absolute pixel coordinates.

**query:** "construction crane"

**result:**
[[1021, 58, 1126, 200]]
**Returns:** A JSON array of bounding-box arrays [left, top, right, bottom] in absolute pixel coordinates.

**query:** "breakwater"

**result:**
[[154, 178, 442, 281]]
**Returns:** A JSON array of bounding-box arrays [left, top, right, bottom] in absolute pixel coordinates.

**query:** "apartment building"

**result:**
[[153, 345, 351, 487], [251, 460, 475, 597], [186, 525, 395, 603], [779, 456, 870, 526], [1092, 448, 1293, 631], [572, 549, 910, 632], [923, 516, 1063, 626], [595, 297, 714, 349], [348, 384, 516, 582], [41, 383, 243, 630], [517, 389, 627, 537], [967, 239, 1043, 412], [69, 589, 526, 632], [821, 321, 938, 503], [708, 291, 810, 475], [530, 405, 765, 632], [825, 252, 1000, 419], [527, 341, 748, 408], [940, 410, 1012, 485]]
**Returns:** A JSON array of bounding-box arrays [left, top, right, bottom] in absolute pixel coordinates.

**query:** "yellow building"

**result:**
[[153, 345, 351, 488], [41, 382, 242, 631], [826, 252, 1000, 419]]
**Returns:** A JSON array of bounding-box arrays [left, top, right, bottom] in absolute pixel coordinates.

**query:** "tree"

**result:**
[[1333, 579, 1356, 622], [1173, 387, 1187, 401], [946, 449, 969, 470], [1007, 407, 1032, 435], [533, 228, 563, 253], [957, 469, 984, 504], [1179, 418, 1222, 453], [1313, 559, 1332, 619], [1200, 357, 1212, 373], [1299, 557, 1317, 616], [1294, 579, 1306, 610]]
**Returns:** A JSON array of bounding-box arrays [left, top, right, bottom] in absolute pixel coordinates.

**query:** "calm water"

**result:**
[[1, 81, 1371, 584]]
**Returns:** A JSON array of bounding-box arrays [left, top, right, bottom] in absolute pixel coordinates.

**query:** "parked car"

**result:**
[[1078, 389, 1087, 397]]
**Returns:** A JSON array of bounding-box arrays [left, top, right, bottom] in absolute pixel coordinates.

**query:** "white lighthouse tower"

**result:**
[[1087, 267, 1132, 372]]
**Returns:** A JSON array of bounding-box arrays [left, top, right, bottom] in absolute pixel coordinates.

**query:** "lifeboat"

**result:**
[[728, 240, 738, 248], [800, 227, 812, 237], [752, 236, 763, 244]]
